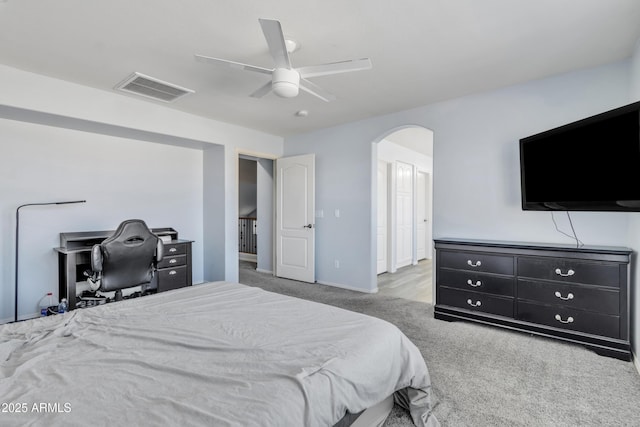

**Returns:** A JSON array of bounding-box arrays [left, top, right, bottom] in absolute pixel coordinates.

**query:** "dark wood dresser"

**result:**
[[434, 238, 632, 360], [155, 239, 193, 292]]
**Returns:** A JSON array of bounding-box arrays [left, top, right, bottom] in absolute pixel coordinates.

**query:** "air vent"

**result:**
[[115, 72, 194, 102]]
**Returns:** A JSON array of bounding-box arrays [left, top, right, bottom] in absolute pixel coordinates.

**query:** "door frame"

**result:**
[[415, 169, 432, 261], [236, 149, 278, 275], [395, 160, 414, 269], [376, 160, 391, 274], [372, 126, 434, 291]]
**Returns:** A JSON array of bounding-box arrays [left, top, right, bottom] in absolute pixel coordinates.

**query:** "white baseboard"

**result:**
[[633, 350, 640, 377], [1, 312, 40, 325], [316, 280, 378, 294], [255, 268, 273, 275], [239, 253, 257, 262]]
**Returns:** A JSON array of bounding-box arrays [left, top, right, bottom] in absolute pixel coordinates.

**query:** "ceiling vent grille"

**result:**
[[115, 72, 194, 102]]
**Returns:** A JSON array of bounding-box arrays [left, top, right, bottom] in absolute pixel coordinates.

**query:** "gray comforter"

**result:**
[[0, 282, 438, 426]]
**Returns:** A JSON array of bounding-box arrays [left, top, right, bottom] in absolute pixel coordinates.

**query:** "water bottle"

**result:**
[[58, 298, 68, 314], [39, 292, 54, 316]]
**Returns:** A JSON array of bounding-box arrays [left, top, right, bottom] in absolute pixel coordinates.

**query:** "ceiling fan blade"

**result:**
[[250, 81, 273, 98], [297, 58, 372, 79], [194, 54, 273, 75], [299, 78, 336, 102], [258, 19, 292, 69]]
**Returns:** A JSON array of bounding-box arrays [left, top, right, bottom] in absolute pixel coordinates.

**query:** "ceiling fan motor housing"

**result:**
[[272, 68, 300, 98]]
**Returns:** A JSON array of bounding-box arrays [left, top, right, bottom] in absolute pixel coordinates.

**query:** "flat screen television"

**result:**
[[520, 101, 640, 211]]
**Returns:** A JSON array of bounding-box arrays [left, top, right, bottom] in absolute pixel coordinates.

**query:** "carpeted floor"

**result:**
[[238, 264, 640, 427]]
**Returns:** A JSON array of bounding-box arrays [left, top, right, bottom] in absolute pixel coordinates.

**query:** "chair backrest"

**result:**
[[91, 219, 163, 292]]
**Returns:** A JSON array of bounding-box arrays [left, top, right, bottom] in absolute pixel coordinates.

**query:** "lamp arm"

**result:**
[[14, 200, 86, 323]]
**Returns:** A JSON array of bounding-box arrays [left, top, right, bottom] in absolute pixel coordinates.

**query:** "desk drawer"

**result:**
[[157, 265, 188, 292], [157, 254, 186, 269], [439, 270, 514, 296], [517, 279, 619, 315], [439, 287, 514, 317], [164, 242, 187, 256], [517, 301, 619, 338], [518, 257, 619, 287], [440, 251, 513, 275]]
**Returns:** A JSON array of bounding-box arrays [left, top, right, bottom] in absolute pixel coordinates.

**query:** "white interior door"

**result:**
[[416, 171, 428, 260], [276, 154, 315, 282], [377, 161, 388, 274], [396, 161, 413, 268]]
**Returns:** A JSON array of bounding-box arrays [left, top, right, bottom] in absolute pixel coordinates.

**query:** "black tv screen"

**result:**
[[520, 101, 640, 211]]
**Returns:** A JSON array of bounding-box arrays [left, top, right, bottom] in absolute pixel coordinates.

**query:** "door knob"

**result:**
[[303, 224, 313, 228]]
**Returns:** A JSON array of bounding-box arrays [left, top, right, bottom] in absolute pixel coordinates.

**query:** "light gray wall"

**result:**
[[239, 158, 257, 217], [257, 158, 274, 273], [626, 38, 640, 367], [0, 63, 283, 322], [203, 144, 226, 282], [284, 59, 631, 295], [1, 118, 204, 321], [427, 62, 630, 245], [283, 126, 376, 291]]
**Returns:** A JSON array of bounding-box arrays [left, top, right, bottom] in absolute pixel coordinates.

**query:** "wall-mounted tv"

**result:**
[[520, 101, 640, 211]]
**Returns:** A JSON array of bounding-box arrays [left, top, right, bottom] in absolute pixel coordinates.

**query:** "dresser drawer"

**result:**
[[157, 254, 186, 269], [157, 265, 188, 292], [518, 257, 619, 287], [439, 287, 514, 317], [517, 279, 619, 315], [163, 242, 187, 256], [517, 301, 620, 338], [440, 251, 513, 275], [439, 270, 514, 296]]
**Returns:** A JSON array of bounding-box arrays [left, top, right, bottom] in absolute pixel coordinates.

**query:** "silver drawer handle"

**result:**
[[169, 259, 177, 264], [466, 299, 482, 307], [169, 248, 177, 253], [467, 279, 482, 287], [554, 314, 574, 324], [467, 260, 482, 267], [555, 268, 575, 277], [169, 270, 177, 275], [554, 291, 574, 301]]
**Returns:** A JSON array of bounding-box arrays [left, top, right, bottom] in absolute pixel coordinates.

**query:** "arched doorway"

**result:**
[[373, 126, 434, 303]]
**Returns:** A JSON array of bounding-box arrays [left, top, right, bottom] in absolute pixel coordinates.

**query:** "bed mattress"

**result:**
[[0, 281, 438, 426]]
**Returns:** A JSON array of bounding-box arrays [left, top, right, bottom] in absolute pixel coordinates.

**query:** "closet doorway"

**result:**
[[375, 127, 433, 303]]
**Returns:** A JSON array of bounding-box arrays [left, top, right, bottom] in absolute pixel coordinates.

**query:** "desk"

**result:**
[[55, 227, 193, 310]]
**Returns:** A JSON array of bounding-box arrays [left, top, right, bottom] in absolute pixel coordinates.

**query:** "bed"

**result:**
[[0, 282, 439, 426]]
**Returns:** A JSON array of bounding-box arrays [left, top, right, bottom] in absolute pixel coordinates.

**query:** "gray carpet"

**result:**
[[238, 265, 640, 427]]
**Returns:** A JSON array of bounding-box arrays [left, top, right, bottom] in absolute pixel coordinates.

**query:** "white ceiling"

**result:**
[[1, 0, 640, 137]]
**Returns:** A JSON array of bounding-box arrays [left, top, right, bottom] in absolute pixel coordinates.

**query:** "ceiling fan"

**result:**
[[194, 18, 372, 102]]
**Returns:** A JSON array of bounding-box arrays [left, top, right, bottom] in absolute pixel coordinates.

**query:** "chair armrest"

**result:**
[[155, 239, 164, 262], [91, 244, 103, 272]]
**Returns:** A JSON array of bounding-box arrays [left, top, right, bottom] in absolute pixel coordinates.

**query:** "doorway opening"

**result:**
[[374, 127, 434, 303], [238, 154, 274, 275]]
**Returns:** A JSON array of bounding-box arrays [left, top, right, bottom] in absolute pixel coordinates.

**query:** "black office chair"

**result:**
[[89, 219, 164, 301]]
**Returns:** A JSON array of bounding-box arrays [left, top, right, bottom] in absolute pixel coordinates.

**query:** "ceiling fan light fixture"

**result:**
[[284, 38, 299, 54], [272, 68, 300, 98]]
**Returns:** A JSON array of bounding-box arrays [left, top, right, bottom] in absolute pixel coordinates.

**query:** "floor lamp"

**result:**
[[15, 200, 86, 322]]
